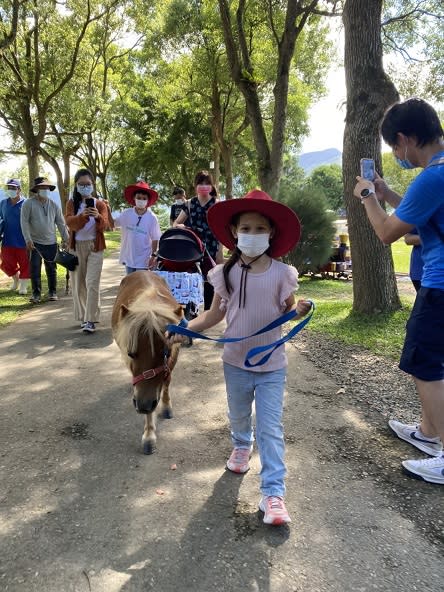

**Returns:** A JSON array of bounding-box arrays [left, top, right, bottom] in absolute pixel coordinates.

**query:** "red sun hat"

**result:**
[[124, 181, 158, 207], [207, 189, 301, 258]]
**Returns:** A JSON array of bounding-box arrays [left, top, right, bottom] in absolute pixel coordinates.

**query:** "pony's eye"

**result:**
[[128, 352, 137, 359]]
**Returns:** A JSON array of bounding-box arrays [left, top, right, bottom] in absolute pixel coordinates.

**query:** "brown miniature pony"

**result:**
[[112, 271, 183, 454]]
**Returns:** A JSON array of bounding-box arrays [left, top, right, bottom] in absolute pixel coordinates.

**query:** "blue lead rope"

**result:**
[[166, 301, 315, 367]]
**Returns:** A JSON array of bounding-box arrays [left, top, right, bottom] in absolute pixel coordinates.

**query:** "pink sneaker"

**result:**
[[259, 496, 291, 525], [226, 447, 251, 473]]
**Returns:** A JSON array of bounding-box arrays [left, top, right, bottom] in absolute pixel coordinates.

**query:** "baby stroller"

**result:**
[[154, 228, 205, 344]]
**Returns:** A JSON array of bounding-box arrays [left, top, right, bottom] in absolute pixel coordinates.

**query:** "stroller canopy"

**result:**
[[158, 228, 204, 263]]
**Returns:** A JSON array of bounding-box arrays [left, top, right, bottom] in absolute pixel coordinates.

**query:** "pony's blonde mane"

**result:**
[[115, 286, 180, 357]]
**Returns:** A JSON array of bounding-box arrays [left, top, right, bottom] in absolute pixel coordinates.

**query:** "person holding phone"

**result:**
[[65, 169, 108, 333], [354, 98, 444, 485]]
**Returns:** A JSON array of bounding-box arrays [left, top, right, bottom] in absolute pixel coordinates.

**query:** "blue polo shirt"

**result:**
[[0, 197, 26, 248], [395, 151, 444, 290]]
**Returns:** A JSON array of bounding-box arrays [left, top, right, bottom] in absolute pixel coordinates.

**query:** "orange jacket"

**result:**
[[65, 199, 107, 252]]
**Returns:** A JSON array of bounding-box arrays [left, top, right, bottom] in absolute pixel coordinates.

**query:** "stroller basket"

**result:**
[[157, 228, 204, 272]]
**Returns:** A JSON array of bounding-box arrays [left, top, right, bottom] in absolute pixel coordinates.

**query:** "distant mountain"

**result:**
[[298, 148, 342, 174]]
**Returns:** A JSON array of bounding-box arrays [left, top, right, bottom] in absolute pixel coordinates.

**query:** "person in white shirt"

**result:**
[[114, 181, 161, 274]]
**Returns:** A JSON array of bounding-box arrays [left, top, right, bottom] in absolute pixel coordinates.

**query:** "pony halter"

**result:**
[[132, 350, 171, 385]]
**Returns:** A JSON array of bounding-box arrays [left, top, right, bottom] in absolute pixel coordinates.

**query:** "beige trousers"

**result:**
[[70, 240, 104, 322]]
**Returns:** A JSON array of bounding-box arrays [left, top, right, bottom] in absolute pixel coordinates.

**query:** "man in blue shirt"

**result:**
[[0, 179, 29, 294], [354, 98, 444, 485]]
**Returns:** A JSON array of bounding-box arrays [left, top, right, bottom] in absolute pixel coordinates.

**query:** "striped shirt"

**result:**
[[208, 260, 299, 372]]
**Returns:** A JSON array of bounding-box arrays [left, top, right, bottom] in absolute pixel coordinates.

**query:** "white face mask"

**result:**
[[135, 199, 148, 209], [77, 184, 94, 196], [7, 189, 18, 198], [38, 189, 51, 199], [237, 233, 270, 258], [175, 199, 184, 205]]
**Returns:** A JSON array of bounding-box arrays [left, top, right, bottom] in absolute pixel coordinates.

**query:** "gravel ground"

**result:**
[[292, 331, 444, 552], [294, 331, 421, 425]]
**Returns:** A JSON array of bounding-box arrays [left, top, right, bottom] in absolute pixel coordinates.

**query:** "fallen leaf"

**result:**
[[156, 489, 165, 495]]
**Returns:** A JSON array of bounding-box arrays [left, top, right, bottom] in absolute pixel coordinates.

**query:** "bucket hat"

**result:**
[[31, 177, 56, 192], [124, 181, 158, 206], [207, 189, 301, 258]]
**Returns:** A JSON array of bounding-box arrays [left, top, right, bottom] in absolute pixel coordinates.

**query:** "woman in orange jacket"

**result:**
[[65, 169, 107, 334]]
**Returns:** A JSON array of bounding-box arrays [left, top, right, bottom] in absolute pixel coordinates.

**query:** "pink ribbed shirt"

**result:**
[[208, 260, 299, 372]]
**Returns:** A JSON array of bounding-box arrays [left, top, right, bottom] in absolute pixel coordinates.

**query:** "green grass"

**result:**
[[391, 238, 411, 274], [104, 230, 121, 255], [0, 230, 121, 328], [298, 276, 414, 360]]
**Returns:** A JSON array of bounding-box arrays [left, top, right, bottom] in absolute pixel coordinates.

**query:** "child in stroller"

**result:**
[[154, 228, 205, 344]]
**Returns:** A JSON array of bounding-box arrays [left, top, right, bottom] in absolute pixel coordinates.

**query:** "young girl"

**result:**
[[170, 189, 310, 525]]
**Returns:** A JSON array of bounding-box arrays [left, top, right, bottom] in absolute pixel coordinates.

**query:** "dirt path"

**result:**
[[0, 254, 442, 592]]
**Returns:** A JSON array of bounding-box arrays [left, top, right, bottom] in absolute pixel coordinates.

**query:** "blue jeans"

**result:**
[[223, 362, 287, 497], [125, 266, 147, 275]]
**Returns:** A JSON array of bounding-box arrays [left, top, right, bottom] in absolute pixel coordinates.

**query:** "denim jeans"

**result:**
[[30, 243, 57, 297], [223, 362, 287, 497], [125, 266, 147, 275]]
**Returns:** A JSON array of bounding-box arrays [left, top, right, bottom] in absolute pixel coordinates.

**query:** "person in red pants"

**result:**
[[0, 179, 30, 294]]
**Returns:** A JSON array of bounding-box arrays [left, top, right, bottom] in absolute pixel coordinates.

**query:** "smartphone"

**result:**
[[360, 158, 375, 181], [85, 198, 95, 208]]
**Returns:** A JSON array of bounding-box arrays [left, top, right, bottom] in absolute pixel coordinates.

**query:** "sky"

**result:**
[[301, 66, 347, 154]]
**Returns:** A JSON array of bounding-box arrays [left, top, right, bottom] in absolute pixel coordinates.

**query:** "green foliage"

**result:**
[[381, 152, 418, 196], [306, 164, 344, 212], [391, 238, 412, 274], [382, 0, 444, 102], [279, 179, 336, 273]]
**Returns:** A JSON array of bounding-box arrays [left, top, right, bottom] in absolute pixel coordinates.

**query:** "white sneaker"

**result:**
[[10, 274, 19, 291], [226, 447, 252, 473], [388, 419, 442, 457], [402, 455, 444, 484], [259, 496, 291, 525], [18, 279, 28, 295]]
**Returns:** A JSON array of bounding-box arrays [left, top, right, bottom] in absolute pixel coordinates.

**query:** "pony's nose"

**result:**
[[133, 397, 159, 414]]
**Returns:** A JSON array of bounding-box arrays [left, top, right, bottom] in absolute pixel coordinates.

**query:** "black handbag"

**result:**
[[55, 247, 79, 271]]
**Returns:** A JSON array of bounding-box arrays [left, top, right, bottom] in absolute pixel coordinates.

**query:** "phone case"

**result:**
[[360, 158, 375, 181]]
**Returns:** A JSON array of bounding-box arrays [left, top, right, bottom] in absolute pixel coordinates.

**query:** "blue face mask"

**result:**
[[77, 184, 94, 196], [395, 147, 416, 170]]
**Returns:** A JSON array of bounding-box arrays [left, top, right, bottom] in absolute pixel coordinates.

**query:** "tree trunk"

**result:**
[[26, 147, 40, 191], [220, 143, 234, 200], [218, 0, 315, 198], [343, 0, 401, 314], [63, 154, 71, 206]]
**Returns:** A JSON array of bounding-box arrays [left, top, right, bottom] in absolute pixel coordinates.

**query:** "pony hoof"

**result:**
[[143, 441, 156, 455], [162, 409, 173, 419]]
